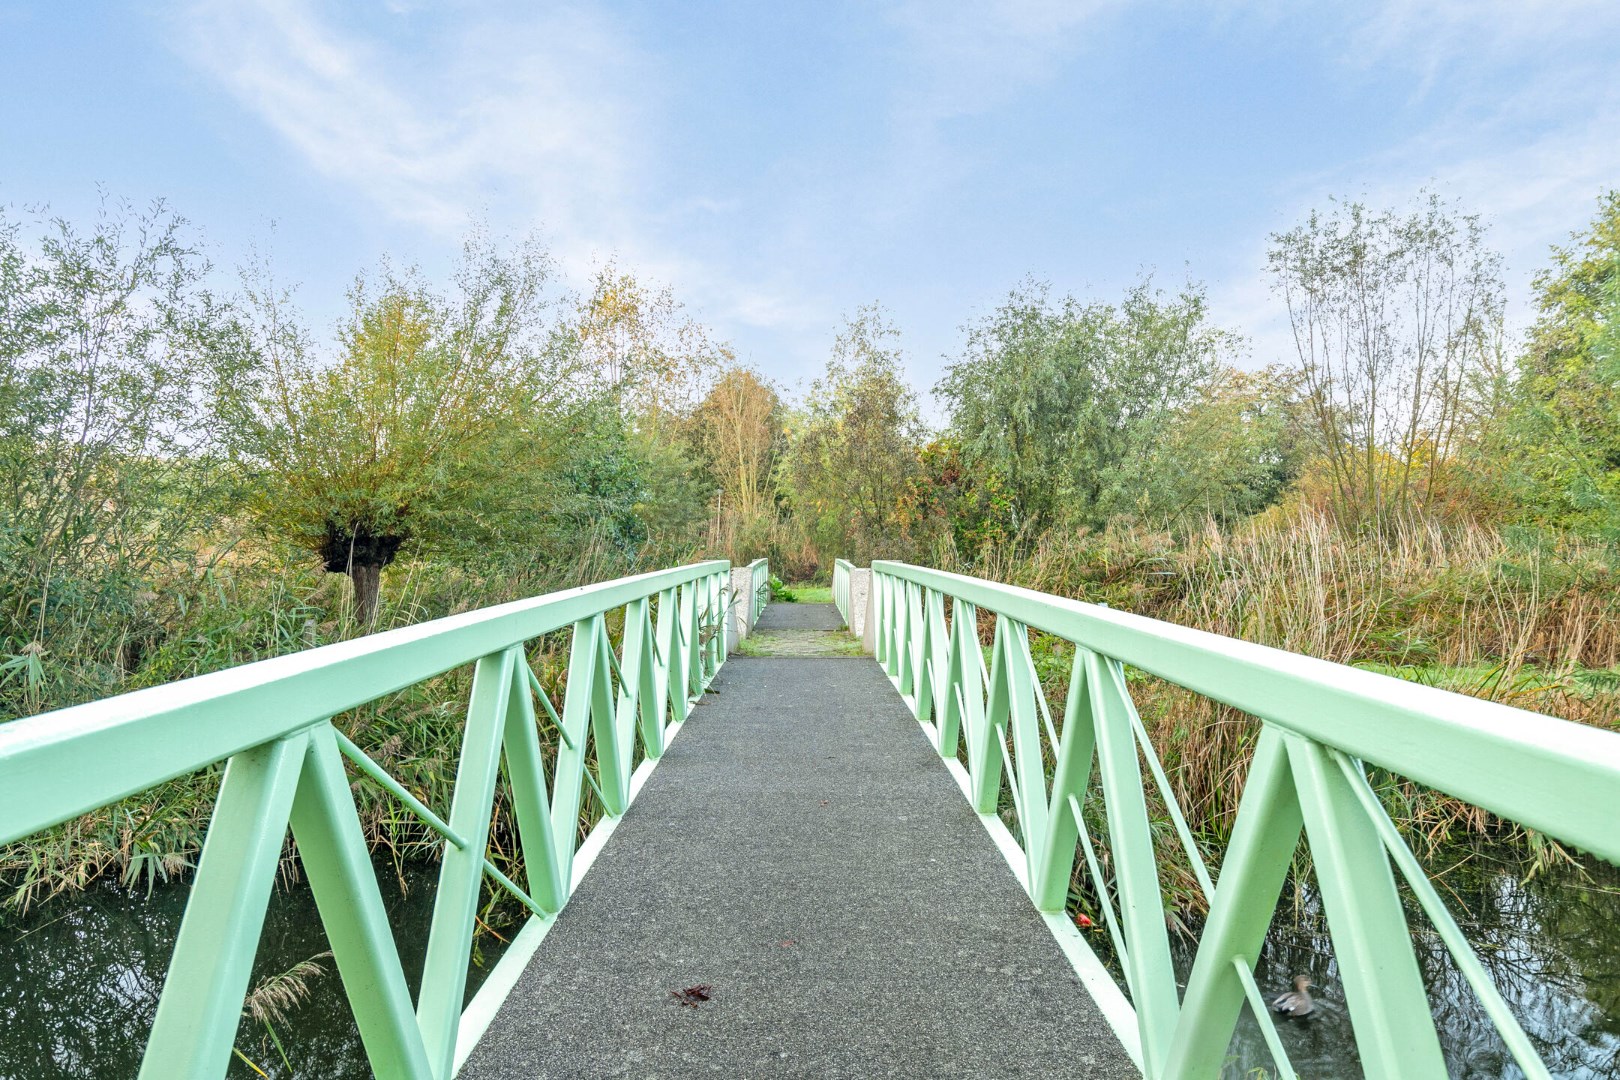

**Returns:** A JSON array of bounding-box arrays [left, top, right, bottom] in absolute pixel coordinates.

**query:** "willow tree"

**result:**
[[936, 278, 1229, 533], [232, 237, 575, 623], [0, 198, 253, 703]]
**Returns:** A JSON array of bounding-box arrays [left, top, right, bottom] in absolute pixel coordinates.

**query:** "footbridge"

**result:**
[[2, 558, 1617, 1078]]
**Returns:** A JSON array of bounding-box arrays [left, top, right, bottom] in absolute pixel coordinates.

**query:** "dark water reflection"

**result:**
[[0, 864, 512, 1079], [2, 844, 1617, 1078], [1186, 844, 1620, 1079]]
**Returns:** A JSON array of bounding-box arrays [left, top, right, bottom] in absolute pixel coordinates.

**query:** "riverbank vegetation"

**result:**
[[1, 187, 1618, 918]]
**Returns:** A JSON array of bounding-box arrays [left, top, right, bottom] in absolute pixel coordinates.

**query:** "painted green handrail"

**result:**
[[0, 560, 733, 1079], [868, 559, 1620, 1080], [833, 558, 854, 626], [748, 557, 770, 621]]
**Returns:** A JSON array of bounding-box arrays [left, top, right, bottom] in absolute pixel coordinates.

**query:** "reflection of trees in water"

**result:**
[[0, 866, 466, 1079], [3, 841, 1616, 1078], [1189, 845, 1620, 1079], [0, 894, 175, 1076]]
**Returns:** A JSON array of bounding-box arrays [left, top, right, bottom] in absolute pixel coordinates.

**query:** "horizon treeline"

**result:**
[[0, 187, 1617, 720]]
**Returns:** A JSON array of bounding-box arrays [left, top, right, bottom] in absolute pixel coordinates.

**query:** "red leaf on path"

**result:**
[[670, 984, 713, 1008]]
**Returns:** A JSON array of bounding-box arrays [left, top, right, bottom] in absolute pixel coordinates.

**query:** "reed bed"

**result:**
[[934, 506, 1620, 921]]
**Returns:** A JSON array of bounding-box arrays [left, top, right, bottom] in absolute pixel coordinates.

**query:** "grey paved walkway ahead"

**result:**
[[752, 600, 845, 630], [460, 658, 1135, 1079]]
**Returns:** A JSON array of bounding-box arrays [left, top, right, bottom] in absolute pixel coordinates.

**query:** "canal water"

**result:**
[[0, 863, 513, 1079], [1191, 842, 1620, 1078], [1, 844, 1616, 1078]]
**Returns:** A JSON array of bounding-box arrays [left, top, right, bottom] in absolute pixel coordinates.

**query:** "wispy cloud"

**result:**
[[172, 0, 811, 351], [886, 0, 1118, 124], [1209, 0, 1620, 369], [1346, 0, 1620, 78], [165, 0, 1620, 384], [177, 1, 637, 243]]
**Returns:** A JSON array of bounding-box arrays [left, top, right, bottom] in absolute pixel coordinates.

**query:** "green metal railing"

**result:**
[[748, 557, 770, 622], [0, 559, 736, 1079], [868, 559, 1620, 1080], [833, 558, 854, 626]]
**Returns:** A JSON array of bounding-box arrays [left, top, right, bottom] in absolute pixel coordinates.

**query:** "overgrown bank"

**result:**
[[924, 505, 1620, 927]]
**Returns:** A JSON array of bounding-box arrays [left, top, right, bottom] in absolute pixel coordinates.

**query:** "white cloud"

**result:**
[[168, 0, 1620, 386], [178, 1, 637, 245], [1211, 0, 1620, 367], [886, 0, 1118, 125], [1346, 0, 1620, 76], [172, 0, 813, 355]]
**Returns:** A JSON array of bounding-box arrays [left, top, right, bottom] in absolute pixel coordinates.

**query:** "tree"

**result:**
[[565, 262, 729, 553], [571, 260, 716, 420], [784, 306, 924, 559], [230, 236, 578, 623], [937, 278, 1230, 533], [1115, 367, 1307, 526], [907, 436, 1016, 559], [1489, 192, 1620, 534], [0, 198, 252, 702], [1267, 193, 1506, 527], [695, 365, 782, 523]]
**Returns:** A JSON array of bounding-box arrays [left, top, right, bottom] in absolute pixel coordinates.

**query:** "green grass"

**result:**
[[785, 584, 833, 603], [737, 629, 864, 657]]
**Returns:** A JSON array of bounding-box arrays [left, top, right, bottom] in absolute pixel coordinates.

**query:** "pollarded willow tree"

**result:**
[[229, 235, 581, 623], [1267, 192, 1506, 528]]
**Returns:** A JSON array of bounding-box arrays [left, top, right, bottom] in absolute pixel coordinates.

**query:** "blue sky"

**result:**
[[3, 1, 1619, 411]]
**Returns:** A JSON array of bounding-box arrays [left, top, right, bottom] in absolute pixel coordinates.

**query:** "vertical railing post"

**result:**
[[289, 725, 433, 1080], [1003, 621, 1051, 886], [1031, 654, 1094, 913], [1087, 650, 1180, 1075], [552, 619, 601, 889], [622, 595, 663, 759], [708, 566, 726, 679], [883, 570, 899, 670], [658, 585, 686, 726], [1285, 735, 1447, 1077], [417, 647, 517, 1078], [140, 732, 309, 1080], [590, 617, 630, 814], [502, 655, 566, 914], [899, 581, 924, 698], [915, 588, 949, 737], [974, 616, 1012, 815], [939, 599, 983, 767], [1162, 726, 1302, 1078], [683, 579, 703, 696]]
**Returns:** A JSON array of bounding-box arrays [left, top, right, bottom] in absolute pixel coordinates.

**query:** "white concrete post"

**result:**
[[851, 568, 875, 654], [727, 566, 752, 653]]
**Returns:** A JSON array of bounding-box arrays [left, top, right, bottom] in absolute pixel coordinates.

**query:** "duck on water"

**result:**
[[1271, 975, 1315, 1018]]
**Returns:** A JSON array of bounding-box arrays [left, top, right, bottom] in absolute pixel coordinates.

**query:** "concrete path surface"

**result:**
[[458, 657, 1136, 1079], [742, 602, 864, 658], [751, 600, 845, 631]]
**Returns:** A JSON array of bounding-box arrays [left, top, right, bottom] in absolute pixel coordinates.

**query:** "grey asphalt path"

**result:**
[[459, 659, 1136, 1080], [752, 601, 845, 631]]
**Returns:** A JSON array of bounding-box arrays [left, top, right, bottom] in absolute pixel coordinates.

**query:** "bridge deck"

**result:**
[[461, 606, 1135, 1078]]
